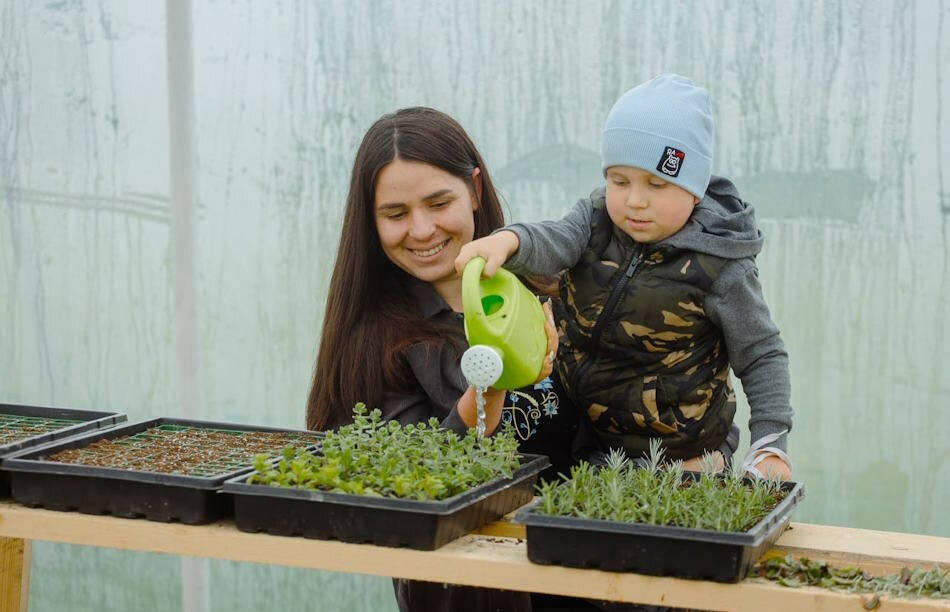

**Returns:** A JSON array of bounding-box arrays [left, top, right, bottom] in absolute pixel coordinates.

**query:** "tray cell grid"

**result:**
[[41, 426, 320, 478], [0, 413, 82, 445]]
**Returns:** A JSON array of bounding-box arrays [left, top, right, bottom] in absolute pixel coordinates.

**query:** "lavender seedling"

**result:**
[[537, 438, 787, 533]]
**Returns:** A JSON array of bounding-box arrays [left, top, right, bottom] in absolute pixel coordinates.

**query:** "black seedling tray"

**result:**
[[0, 402, 126, 492], [223, 453, 549, 550], [2, 417, 322, 525], [0, 402, 126, 457], [515, 478, 804, 583]]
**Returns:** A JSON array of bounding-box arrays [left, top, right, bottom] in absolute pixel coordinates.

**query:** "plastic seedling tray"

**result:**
[[0, 402, 126, 492], [223, 453, 549, 550], [515, 477, 804, 583], [2, 418, 322, 524], [0, 402, 126, 457]]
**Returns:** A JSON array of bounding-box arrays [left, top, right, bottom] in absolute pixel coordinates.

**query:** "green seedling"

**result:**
[[750, 555, 950, 602], [536, 439, 786, 532], [245, 403, 521, 501]]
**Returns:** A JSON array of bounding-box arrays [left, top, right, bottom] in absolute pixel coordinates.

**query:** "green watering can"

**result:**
[[460, 257, 548, 390]]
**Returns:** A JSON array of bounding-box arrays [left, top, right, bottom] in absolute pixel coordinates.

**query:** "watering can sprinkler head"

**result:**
[[460, 345, 505, 389]]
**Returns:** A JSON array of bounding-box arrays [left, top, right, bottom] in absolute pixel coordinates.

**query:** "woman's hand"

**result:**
[[455, 230, 520, 277], [535, 300, 558, 383], [456, 385, 506, 434]]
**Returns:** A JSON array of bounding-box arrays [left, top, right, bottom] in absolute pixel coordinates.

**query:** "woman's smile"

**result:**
[[408, 238, 451, 258]]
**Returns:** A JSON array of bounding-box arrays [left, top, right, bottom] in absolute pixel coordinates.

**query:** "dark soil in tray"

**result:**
[[42, 424, 318, 477], [0, 402, 126, 457], [0, 403, 126, 493], [0, 414, 83, 445], [2, 418, 322, 524]]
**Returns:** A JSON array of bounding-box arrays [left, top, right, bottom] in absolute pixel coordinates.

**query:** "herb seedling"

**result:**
[[246, 403, 521, 501], [536, 439, 786, 532], [750, 556, 950, 603]]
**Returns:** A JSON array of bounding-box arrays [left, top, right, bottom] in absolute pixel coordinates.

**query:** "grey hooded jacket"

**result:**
[[503, 176, 793, 453]]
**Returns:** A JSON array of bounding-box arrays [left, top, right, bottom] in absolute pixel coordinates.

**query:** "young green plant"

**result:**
[[246, 403, 521, 501], [536, 439, 786, 532]]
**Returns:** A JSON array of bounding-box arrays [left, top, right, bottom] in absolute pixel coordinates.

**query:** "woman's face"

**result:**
[[374, 158, 478, 295]]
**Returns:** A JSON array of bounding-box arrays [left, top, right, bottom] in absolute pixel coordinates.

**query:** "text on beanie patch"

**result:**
[[657, 147, 685, 178]]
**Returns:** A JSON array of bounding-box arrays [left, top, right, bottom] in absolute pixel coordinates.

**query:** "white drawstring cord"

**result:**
[[740, 429, 791, 479]]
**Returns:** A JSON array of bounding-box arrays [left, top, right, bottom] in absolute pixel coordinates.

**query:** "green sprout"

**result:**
[[243, 403, 521, 501], [537, 439, 786, 532], [750, 556, 950, 602]]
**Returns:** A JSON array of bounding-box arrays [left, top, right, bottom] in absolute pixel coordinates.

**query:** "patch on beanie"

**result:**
[[657, 147, 685, 178]]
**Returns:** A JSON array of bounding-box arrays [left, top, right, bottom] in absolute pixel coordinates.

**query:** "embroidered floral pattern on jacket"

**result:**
[[501, 376, 560, 441]]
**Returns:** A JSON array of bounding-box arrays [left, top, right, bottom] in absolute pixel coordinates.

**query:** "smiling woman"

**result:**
[[374, 159, 479, 311], [305, 107, 506, 434], [305, 107, 595, 611]]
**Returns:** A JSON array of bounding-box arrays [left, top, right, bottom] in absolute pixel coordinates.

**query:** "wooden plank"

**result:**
[[772, 523, 950, 572], [0, 502, 947, 610], [0, 536, 30, 612], [476, 515, 950, 573]]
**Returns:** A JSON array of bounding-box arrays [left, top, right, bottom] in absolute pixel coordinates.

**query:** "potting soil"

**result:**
[[41, 425, 320, 477], [0, 413, 83, 445]]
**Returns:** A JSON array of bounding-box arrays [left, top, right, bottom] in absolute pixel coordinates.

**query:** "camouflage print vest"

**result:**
[[555, 198, 735, 460]]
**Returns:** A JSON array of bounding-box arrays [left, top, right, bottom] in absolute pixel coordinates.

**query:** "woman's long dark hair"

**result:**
[[306, 107, 506, 430]]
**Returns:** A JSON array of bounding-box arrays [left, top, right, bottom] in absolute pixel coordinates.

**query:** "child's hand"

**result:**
[[535, 300, 559, 383], [682, 451, 725, 473], [746, 454, 792, 481], [455, 230, 520, 277]]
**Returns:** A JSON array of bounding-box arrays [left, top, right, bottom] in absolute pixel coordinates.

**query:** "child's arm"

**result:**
[[455, 195, 596, 277], [708, 260, 794, 479], [455, 230, 520, 278]]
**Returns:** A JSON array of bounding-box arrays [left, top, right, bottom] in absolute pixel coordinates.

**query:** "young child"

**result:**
[[456, 74, 792, 479]]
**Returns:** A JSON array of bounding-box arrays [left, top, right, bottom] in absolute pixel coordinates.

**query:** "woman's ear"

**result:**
[[471, 167, 483, 210], [692, 195, 699, 205]]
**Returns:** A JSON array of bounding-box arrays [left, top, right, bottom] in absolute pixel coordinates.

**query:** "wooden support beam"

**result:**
[[0, 536, 30, 612]]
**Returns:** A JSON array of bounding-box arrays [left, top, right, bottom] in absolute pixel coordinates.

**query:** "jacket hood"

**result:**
[[663, 175, 763, 259]]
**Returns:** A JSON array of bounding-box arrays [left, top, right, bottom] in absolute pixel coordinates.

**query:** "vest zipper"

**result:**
[[571, 244, 644, 395], [590, 244, 643, 349]]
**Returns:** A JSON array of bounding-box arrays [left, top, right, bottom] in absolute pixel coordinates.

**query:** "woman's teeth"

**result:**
[[411, 240, 448, 257]]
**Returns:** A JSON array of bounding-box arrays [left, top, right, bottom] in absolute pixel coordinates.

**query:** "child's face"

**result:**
[[604, 166, 699, 243]]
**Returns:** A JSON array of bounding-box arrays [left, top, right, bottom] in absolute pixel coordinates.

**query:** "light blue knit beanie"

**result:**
[[601, 73, 713, 199]]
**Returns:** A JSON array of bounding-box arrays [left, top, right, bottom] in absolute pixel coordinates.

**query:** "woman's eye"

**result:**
[[649, 181, 667, 188], [430, 200, 450, 209], [386, 211, 407, 220], [611, 178, 628, 186]]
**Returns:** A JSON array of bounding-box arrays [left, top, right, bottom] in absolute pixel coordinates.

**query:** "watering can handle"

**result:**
[[462, 256, 492, 339]]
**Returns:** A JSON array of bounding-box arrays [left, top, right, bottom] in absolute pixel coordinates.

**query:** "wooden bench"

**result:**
[[1, 501, 947, 611]]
